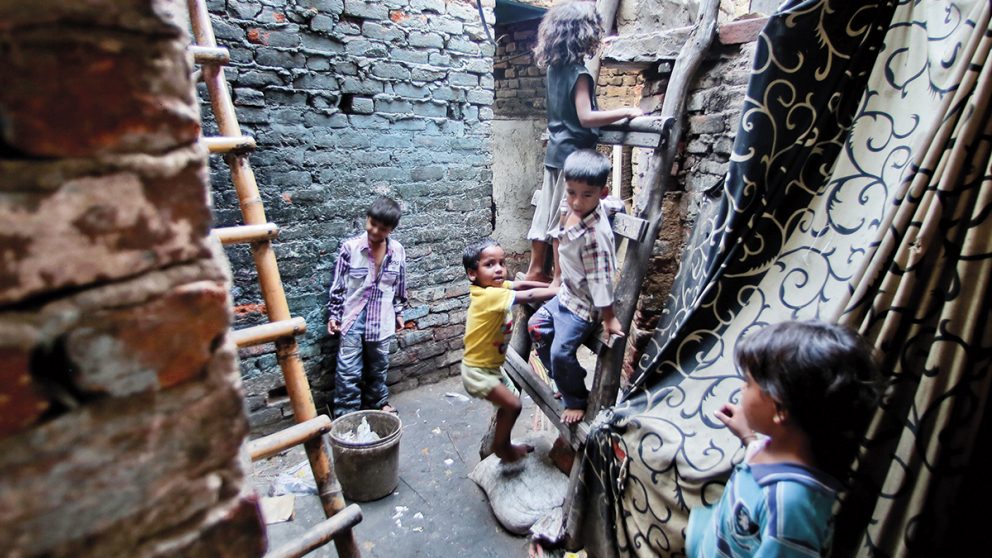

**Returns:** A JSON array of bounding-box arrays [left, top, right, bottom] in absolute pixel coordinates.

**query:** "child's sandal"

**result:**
[[380, 403, 398, 415]]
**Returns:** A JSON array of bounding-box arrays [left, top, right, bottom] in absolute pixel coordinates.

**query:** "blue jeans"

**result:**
[[334, 309, 391, 418], [527, 296, 597, 410]]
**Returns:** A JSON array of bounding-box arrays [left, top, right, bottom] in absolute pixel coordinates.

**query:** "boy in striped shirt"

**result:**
[[327, 196, 407, 418]]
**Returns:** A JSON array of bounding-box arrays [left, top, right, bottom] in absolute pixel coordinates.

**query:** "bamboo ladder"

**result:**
[[484, 0, 722, 548], [186, 1, 361, 557]]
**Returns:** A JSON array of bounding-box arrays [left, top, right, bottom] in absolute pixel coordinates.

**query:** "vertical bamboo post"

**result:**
[[186, 2, 359, 556]]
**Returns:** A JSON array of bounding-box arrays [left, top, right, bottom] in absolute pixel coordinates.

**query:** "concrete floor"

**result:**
[[253, 374, 573, 558]]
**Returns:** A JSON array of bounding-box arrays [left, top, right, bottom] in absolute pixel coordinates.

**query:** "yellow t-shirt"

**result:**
[[463, 282, 515, 368]]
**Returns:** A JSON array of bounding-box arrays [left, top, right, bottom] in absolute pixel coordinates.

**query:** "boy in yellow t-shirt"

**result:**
[[462, 238, 557, 462]]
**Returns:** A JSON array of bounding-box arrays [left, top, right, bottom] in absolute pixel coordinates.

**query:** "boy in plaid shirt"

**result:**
[[528, 149, 623, 424], [327, 196, 407, 417]]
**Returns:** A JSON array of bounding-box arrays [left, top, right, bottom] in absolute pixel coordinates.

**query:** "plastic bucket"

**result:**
[[329, 410, 402, 502]]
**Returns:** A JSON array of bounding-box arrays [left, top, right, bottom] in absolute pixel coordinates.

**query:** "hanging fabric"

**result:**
[[581, 1, 992, 556]]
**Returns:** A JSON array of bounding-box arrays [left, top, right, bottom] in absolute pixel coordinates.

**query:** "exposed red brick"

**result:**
[[66, 281, 230, 394], [0, 348, 49, 439], [234, 303, 267, 317], [247, 28, 266, 44], [389, 10, 409, 23], [272, 12, 286, 23]]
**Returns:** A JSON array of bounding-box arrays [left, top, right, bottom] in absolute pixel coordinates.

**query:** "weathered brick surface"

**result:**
[[0, 150, 212, 306], [205, 0, 497, 427], [0, 30, 198, 157], [0, 0, 263, 553]]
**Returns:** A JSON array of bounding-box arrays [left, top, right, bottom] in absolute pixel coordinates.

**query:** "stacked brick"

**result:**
[[494, 20, 544, 118], [201, 0, 498, 430], [0, 1, 264, 556]]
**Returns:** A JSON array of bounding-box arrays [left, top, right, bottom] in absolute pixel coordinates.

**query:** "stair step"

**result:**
[[231, 317, 307, 348], [213, 223, 280, 245], [201, 135, 256, 154], [188, 45, 230, 65]]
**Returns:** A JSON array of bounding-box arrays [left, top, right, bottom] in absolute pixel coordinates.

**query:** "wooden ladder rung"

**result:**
[[202, 135, 257, 154], [248, 415, 333, 461], [231, 317, 307, 348], [263, 504, 364, 558], [213, 223, 280, 245], [188, 45, 231, 65], [503, 348, 590, 447]]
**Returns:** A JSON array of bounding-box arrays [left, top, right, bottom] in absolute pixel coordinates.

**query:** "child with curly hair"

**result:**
[[524, 0, 642, 282]]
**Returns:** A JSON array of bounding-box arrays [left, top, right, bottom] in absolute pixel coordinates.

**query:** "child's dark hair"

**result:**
[[533, 0, 603, 68], [367, 196, 402, 228], [563, 149, 611, 188], [735, 320, 880, 480], [463, 238, 499, 272]]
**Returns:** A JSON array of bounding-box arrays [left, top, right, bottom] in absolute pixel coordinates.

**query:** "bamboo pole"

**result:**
[[231, 318, 307, 348], [186, 2, 360, 556], [249, 415, 333, 461], [213, 222, 280, 245], [263, 505, 364, 558], [565, 0, 723, 547]]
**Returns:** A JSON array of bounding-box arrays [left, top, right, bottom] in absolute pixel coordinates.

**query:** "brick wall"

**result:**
[[0, 1, 264, 555], [201, 0, 498, 431]]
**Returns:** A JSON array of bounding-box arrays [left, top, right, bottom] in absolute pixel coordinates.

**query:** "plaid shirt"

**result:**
[[327, 233, 407, 341], [555, 201, 618, 321]]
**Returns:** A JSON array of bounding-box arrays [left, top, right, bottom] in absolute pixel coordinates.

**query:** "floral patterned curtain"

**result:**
[[583, 1, 992, 556]]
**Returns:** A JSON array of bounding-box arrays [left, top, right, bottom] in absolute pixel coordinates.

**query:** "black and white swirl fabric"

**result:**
[[582, 1, 992, 556]]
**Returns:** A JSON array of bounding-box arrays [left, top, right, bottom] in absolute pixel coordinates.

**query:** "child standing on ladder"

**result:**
[[461, 238, 558, 462], [524, 0, 642, 283], [528, 149, 624, 425], [686, 320, 880, 557], [327, 196, 407, 418]]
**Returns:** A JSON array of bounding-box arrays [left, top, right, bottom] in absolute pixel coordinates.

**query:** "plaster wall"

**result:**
[[492, 119, 546, 256]]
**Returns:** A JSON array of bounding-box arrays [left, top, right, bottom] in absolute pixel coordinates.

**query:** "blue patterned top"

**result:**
[[686, 461, 841, 558]]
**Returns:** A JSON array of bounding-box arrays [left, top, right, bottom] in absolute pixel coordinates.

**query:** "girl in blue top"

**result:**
[[524, 0, 642, 283], [687, 321, 880, 557]]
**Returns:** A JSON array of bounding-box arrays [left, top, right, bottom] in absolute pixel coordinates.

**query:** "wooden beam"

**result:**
[[597, 130, 660, 148], [502, 348, 590, 446], [611, 212, 648, 242], [248, 415, 333, 461], [263, 504, 363, 558]]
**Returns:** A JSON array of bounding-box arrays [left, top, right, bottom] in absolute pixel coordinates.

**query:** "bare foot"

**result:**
[[495, 443, 534, 463], [562, 408, 585, 425], [380, 403, 398, 414]]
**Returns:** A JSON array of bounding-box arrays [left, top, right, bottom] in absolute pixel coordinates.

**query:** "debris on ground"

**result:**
[[259, 495, 295, 524], [444, 392, 470, 402], [270, 460, 317, 496]]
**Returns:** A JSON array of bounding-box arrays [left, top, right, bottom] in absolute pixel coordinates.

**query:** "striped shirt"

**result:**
[[327, 233, 407, 341], [555, 200, 619, 322]]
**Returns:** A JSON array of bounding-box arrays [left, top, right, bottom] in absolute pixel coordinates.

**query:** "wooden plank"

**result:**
[[502, 348, 589, 447], [597, 129, 660, 148], [718, 16, 768, 45], [231, 317, 307, 348], [249, 415, 333, 461], [213, 222, 280, 245], [611, 212, 648, 242], [263, 504, 363, 558]]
